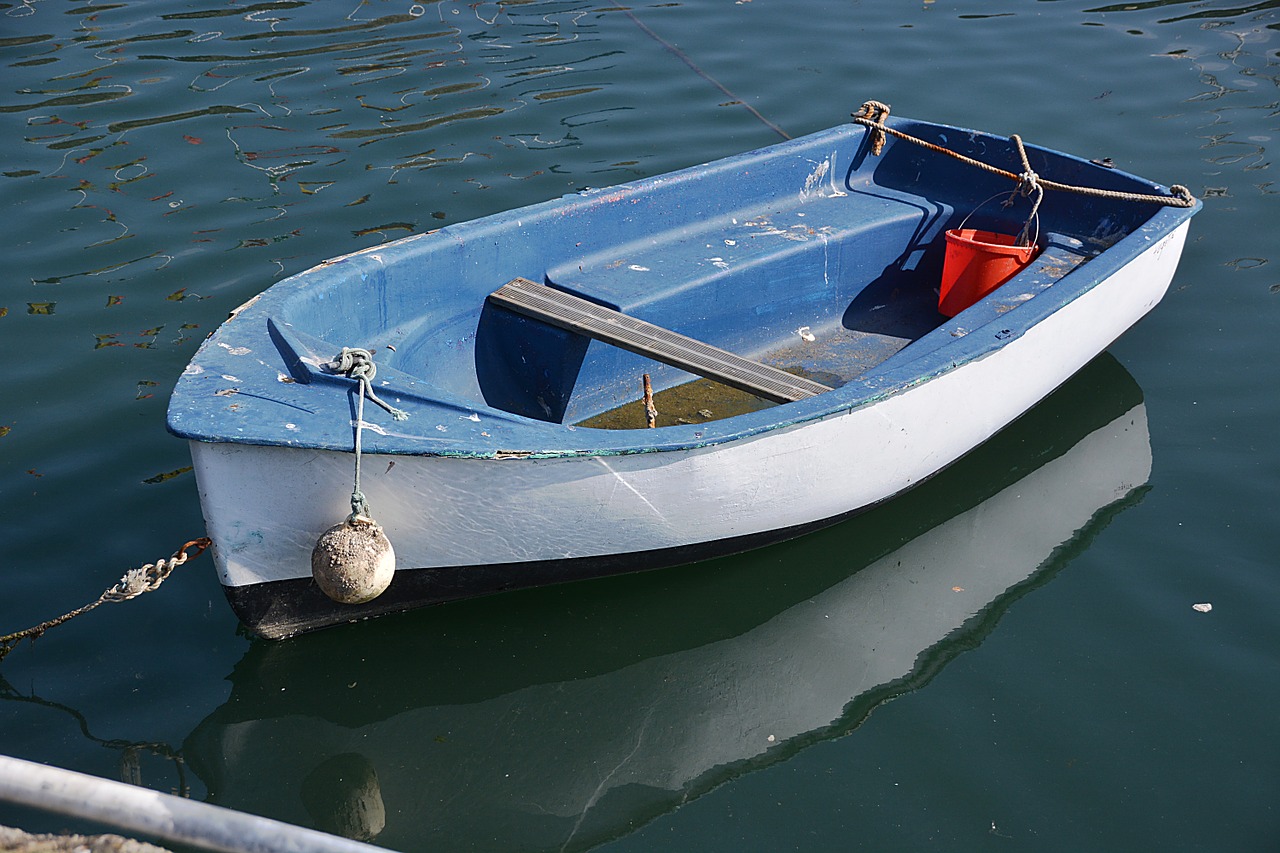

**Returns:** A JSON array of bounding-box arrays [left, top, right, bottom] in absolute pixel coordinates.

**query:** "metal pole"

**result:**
[[643, 373, 658, 428], [0, 755, 389, 853]]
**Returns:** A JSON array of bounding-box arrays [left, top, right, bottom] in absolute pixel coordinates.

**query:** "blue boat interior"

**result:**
[[405, 121, 1136, 428], [172, 117, 1195, 454]]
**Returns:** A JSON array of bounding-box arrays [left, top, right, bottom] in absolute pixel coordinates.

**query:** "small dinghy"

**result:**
[[167, 101, 1199, 638]]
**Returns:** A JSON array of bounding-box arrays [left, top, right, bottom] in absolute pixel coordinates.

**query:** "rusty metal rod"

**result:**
[[643, 374, 658, 429]]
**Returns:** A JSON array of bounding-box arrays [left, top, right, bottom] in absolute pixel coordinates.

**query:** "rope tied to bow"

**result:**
[[309, 347, 402, 604], [332, 347, 408, 423], [851, 99, 1197, 210], [332, 347, 407, 520], [0, 538, 211, 662]]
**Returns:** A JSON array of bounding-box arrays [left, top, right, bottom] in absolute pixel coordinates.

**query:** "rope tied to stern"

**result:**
[[850, 100, 1196, 210], [1009, 135, 1044, 247]]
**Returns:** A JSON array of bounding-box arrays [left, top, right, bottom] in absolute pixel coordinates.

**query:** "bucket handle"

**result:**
[[956, 189, 1040, 248]]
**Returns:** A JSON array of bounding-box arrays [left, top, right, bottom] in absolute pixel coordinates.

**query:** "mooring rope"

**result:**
[[851, 100, 1196, 208], [1009, 136, 1046, 246], [622, 10, 791, 141], [0, 538, 211, 662]]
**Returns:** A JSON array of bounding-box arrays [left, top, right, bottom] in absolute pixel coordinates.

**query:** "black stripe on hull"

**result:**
[[224, 506, 872, 640], [223, 353, 1144, 640]]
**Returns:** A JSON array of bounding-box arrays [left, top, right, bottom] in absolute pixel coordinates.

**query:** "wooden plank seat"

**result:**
[[488, 277, 834, 404]]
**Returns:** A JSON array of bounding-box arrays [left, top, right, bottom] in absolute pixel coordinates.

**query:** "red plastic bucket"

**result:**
[[938, 229, 1038, 317]]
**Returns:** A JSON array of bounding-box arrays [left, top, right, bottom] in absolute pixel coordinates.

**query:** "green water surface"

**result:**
[[1, 1, 1277, 851]]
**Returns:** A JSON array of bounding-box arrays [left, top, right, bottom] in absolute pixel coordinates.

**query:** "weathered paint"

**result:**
[[167, 116, 1199, 636]]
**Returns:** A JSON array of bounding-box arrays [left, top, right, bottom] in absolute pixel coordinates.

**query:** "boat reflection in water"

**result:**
[[185, 355, 1151, 850]]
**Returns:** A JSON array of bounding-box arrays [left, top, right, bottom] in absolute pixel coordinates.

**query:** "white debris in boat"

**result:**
[[220, 375, 240, 382], [796, 326, 816, 342], [436, 424, 448, 432], [285, 423, 297, 430], [826, 149, 847, 196], [461, 413, 481, 422], [725, 239, 737, 246], [801, 159, 830, 198], [1192, 602, 1213, 613], [276, 372, 295, 383], [182, 363, 204, 376], [628, 264, 650, 272], [217, 342, 251, 356], [708, 257, 730, 270]]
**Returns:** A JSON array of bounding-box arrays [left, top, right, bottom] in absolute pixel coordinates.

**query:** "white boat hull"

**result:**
[[190, 222, 1187, 636]]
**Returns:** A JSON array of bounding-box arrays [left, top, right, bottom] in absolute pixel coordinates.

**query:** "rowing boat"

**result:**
[[167, 102, 1199, 638]]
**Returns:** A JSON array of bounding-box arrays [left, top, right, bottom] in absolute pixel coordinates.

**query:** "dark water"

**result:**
[[1, 1, 1277, 851]]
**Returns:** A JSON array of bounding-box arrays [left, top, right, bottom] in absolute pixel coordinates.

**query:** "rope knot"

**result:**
[[106, 567, 156, 602], [853, 100, 891, 156], [1169, 184, 1196, 207], [332, 347, 407, 421], [350, 489, 371, 523], [334, 347, 377, 383]]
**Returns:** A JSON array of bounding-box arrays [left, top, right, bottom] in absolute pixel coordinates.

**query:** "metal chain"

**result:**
[[0, 538, 212, 662]]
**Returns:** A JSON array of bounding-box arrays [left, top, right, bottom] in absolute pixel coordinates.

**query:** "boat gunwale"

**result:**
[[167, 118, 1200, 459]]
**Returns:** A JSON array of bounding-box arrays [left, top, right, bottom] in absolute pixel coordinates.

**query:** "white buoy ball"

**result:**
[[311, 517, 395, 604]]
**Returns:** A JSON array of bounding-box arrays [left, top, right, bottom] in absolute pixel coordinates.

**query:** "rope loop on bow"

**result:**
[[332, 347, 407, 422]]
